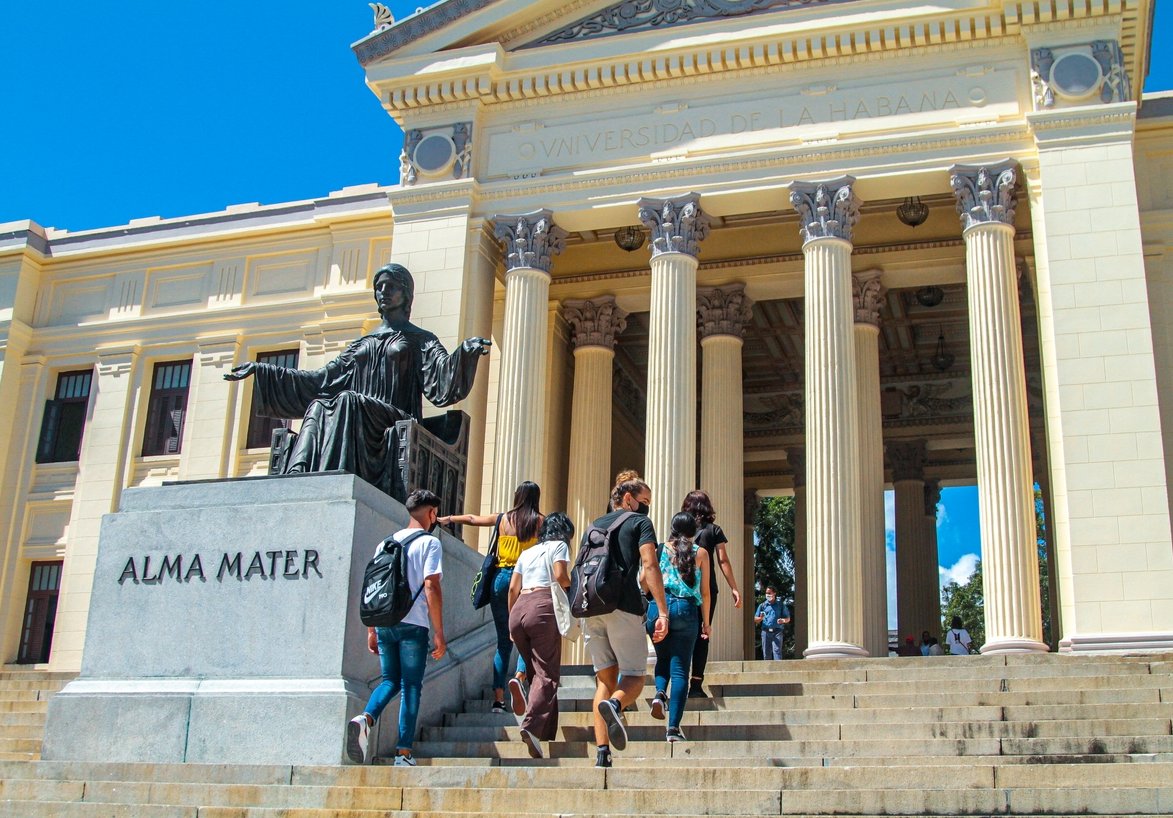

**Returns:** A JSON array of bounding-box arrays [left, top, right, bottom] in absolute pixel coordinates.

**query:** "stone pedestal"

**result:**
[[42, 473, 494, 765]]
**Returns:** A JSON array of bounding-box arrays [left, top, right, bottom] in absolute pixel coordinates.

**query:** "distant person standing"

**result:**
[[346, 489, 445, 767], [945, 616, 975, 655], [753, 586, 790, 660], [681, 491, 743, 697]]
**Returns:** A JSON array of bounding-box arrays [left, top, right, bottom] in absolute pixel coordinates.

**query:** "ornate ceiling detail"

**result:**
[[613, 362, 647, 428], [887, 439, 927, 481], [530, 0, 842, 47], [744, 393, 804, 430]]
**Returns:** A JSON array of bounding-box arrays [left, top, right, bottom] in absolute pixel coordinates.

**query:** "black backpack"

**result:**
[[359, 530, 428, 627], [569, 512, 634, 618]]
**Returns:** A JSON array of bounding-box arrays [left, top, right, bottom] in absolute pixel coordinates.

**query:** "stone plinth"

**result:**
[[42, 472, 494, 765]]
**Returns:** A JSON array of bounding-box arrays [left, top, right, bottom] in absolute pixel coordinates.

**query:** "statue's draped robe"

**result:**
[[250, 322, 481, 495]]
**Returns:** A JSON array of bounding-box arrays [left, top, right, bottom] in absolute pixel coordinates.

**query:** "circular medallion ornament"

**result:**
[[1049, 52, 1102, 101], [413, 134, 456, 175]]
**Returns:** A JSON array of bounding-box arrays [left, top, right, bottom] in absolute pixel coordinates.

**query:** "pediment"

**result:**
[[354, 0, 848, 65]]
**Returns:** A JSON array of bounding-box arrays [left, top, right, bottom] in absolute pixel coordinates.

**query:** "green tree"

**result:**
[[941, 560, 985, 649], [939, 484, 1053, 651], [752, 496, 796, 657]]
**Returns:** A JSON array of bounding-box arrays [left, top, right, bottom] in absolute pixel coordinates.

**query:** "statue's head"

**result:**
[[373, 263, 415, 320]]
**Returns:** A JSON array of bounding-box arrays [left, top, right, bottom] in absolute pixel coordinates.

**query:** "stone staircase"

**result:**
[[0, 667, 73, 762], [0, 653, 1170, 816]]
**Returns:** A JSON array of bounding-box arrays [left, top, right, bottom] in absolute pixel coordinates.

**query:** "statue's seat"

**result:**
[[268, 410, 470, 518]]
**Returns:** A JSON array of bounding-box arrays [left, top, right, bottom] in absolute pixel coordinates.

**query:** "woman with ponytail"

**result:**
[[644, 511, 711, 742]]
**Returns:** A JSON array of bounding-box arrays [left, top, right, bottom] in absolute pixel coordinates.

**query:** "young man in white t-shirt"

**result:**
[[346, 489, 446, 766]]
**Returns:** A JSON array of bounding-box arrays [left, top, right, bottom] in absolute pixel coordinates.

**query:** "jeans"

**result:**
[[761, 627, 783, 660], [363, 622, 429, 751], [489, 567, 526, 690], [645, 597, 700, 729]]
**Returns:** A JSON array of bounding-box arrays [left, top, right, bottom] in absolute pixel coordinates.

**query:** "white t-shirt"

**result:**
[[513, 539, 570, 589], [375, 528, 443, 629], [946, 628, 972, 655]]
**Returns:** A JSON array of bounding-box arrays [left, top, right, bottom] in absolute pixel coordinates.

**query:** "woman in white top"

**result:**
[[945, 615, 974, 655], [507, 512, 573, 758]]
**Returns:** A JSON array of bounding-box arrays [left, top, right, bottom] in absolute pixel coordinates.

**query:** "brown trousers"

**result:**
[[508, 591, 563, 741]]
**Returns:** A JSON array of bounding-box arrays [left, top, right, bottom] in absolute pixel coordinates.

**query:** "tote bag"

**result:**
[[470, 515, 503, 610], [547, 541, 579, 640]]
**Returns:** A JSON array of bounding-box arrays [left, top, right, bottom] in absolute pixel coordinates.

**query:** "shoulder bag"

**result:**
[[470, 514, 503, 610]]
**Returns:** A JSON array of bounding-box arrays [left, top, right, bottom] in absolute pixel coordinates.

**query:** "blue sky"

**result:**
[[2, 2, 1167, 622]]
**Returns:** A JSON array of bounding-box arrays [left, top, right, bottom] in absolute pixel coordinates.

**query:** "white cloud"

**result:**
[[935, 498, 949, 527], [939, 553, 979, 590]]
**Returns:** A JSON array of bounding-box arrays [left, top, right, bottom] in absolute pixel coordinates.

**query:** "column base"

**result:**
[[1058, 632, 1173, 653], [979, 637, 1050, 655], [803, 642, 869, 659]]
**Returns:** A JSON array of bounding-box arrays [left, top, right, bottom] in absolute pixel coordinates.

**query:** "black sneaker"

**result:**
[[596, 697, 627, 751], [666, 726, 686, 743], [491, 700, 508, 714], [650, 692, 667, 721], [595, 746, 613, 768], [687, 680, 707, 699]]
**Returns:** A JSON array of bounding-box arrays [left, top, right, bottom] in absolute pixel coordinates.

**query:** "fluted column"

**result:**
[[743, 489, 759, 658], [853, 269, 888, 658], [491, 211, 567, 508], [639, 193, 710, 536], [889, 440, 935, 640], [787, 446, 809, 657], [924, 480, 943, 634], [563, 298, 628, 546], [790, 177, 866, 658], [950, 162, 1047, 654], [698, 284, 752, 661]]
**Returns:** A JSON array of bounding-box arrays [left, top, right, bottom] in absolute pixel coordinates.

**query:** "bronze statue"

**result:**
[[225, 263, 490, 495]]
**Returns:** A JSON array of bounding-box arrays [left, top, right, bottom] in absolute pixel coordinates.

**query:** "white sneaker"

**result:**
[[519, 727, 544, 759], [393, 752, 417, 766], [346, 715, 370, 764], [650, 693, 667, 721]]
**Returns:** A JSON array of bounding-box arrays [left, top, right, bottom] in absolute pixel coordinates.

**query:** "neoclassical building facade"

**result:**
[[2, 0, 1172, 669]]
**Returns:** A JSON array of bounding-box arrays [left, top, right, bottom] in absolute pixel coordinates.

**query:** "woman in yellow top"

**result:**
[[439, 481, 543, 714]]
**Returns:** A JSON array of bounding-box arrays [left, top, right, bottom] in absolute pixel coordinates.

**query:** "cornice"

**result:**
[[370, 0, 1142, 119]]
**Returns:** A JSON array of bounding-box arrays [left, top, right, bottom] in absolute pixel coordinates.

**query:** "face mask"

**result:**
[[766, 595, 776, 602], [635, 502, 650, 516]]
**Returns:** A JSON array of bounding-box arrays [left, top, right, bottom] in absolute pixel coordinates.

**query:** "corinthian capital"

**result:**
[[562, 297, 628, 350], [949, 161, 1018, 230], [852, 269, 886, 327], [697, 284, 753, 339], [887, 439, 927, 482], [789, 176, 860, 244], [637, 193, 710, 258], [492, 210, 567, 274]]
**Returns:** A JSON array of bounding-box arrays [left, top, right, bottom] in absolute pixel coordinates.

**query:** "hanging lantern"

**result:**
[[932, 327, 955, 372], [614, 225, 645, 252], [915, 286, 945, 308], [897, 196, 929, 227]]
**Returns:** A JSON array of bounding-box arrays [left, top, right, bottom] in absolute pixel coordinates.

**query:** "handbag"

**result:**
[[547, 541, 578, 640], [470, 514, 503, 610]]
